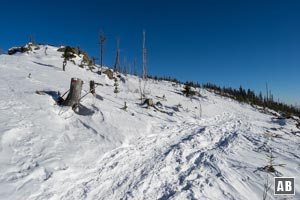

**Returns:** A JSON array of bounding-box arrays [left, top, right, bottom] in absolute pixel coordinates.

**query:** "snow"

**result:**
[[0, 45, 299, 199]]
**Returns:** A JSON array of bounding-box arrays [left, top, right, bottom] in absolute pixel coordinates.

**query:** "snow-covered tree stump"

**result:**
[[142, 98, 154, 107], [63, 78, 83, 107]]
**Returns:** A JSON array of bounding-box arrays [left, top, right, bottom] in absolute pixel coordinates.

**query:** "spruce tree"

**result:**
[[182, 82, 195, 97], [114, 78, 119, 94]]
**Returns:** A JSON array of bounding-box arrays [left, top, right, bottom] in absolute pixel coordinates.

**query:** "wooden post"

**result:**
[[63, 78, 83, 107], [63, 59, 67, 71], [90, 80, 96, 96]]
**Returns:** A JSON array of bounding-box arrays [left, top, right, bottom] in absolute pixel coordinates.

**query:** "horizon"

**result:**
[[1, 0, 299, 106]]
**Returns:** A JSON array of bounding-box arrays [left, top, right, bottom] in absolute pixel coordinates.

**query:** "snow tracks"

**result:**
[[36, 113, 248, 200]]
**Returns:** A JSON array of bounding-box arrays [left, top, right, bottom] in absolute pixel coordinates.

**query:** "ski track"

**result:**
[[35, 110, 299, 200], [31, 113, 260, 200]]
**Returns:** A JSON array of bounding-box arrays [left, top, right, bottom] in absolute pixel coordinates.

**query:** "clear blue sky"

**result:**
[[1, 0, 299, 105]]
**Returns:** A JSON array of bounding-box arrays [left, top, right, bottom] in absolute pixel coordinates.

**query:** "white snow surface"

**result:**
[[0, 45, 299, 200]]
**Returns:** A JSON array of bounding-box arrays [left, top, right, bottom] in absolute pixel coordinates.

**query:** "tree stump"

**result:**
[[63, 78, 83, 107], [142, 98, 154, 107]]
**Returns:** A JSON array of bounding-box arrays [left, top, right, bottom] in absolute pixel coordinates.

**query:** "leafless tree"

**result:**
[[133, 58, 137, 76], [123, 56, 127, 75], [142, 30, 147, 80], [99, 31, 106, 71], [114, 37, 120, 72], [138, 30, 150, 103]]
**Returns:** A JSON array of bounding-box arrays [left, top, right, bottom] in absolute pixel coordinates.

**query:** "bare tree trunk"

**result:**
[[114, 37, 120, 72], [99, 31, 106, 72], [133, 58, 137, 76], [63, 78, 83, 107], [123, 56, 127, 75], [266, 82, 268, 102], [142, 30, 147, 80]]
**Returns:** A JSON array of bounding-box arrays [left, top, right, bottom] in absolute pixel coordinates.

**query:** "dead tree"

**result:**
[[142, 30, 147, 80], [266, 82, 269, 104], [139, 78, 147, 104], [29, 34, 35, 44], [142, 98, 169, 114], [133, 58, 137, 76], [114, 37, 120, 72], [123, 56, 127, 75], [128, 63, 132, 75], [99, 31, 106, 71], [63, 78, 83, 108], [138, 31, 149, 103]]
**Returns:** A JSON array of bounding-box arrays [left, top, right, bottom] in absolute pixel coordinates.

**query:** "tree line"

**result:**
[[203, 83, 300, 117]]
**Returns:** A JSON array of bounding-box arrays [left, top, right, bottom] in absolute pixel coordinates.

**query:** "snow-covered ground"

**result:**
[[0, 45, 299, 200]]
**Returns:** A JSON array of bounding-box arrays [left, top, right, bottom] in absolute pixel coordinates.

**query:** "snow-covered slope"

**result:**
[[0, 45, 299, 200]]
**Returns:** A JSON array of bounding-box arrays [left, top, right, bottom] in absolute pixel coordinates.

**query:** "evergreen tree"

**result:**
[[182, 82, 195, 97], [203, 82, 300, 117], [114, 78, 119, 94]]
